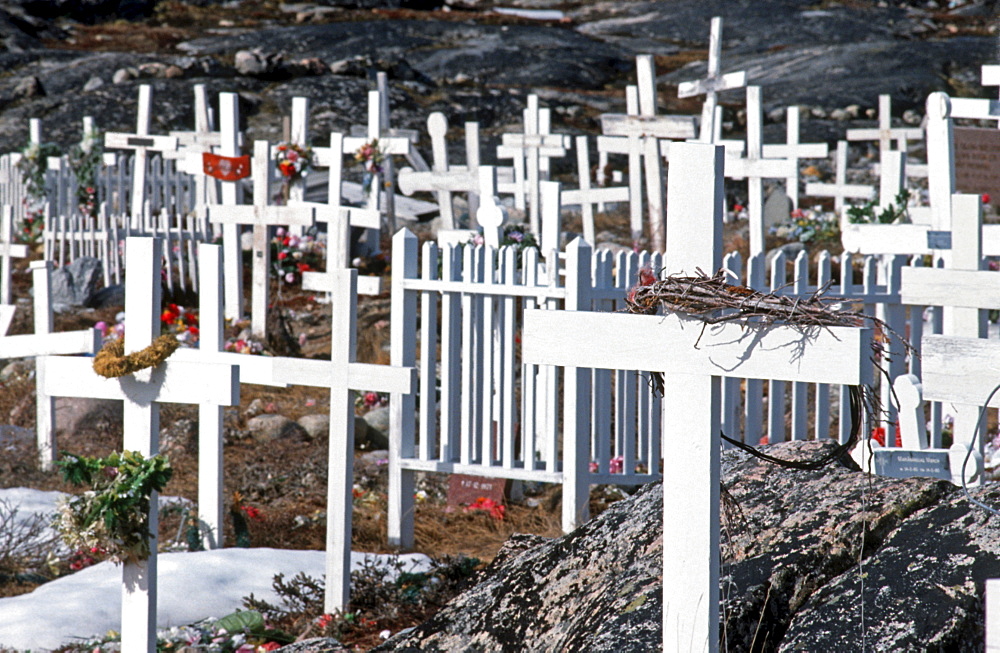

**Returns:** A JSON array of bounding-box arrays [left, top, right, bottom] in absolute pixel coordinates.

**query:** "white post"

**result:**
[[218, 92, 244, 322], [197, 243, 226, 548]]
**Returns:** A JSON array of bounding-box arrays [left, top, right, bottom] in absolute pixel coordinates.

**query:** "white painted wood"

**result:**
[[761, 106, 829, 208], [540, 181, 562, 256], [0, 205, 27, 306], [207, 141, 318, 337], [724, 87, 796, 255], [217, 92, 244, 322], [476, 166, 505, 250], [561, 135, 629, 244], [988, 578, 1000, 653], [846, 94, 924, 157], [804, 140, 875, 214], [925, 93, 955, 234], [677, 17, 747, 142]]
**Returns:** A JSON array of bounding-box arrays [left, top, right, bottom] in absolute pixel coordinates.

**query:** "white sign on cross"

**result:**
[[724, 86, 797, 256], [677, 16, 748, 142], [521, 141, 873, 653], [103, 85, 180, 225], [397, 112, 482, 229], [43, 237, 239, 652], [206, 140, 321, 338], [804, 140, 876, 215], [270, 269, 415, 611]]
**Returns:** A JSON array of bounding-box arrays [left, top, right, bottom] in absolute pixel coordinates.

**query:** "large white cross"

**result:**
[[206, 140, 322, 338], [271, 269, 415, 612], [212, 91, 246, 323], [599, 55, 697, 249], [521, 141, 872, 653], [560, 135, 629, 245], [724, 86, 797, 256], [397, 112, 482, 229], [103, 85, 179, 226], [677, 16, 748, 142], [43, 237, 239, 652], [804, 140, 876, 215], [760, 106, 829, 208]]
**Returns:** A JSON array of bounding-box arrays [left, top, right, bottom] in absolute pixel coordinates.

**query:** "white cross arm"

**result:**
[[0, 328, 101, 359], [600, 114, 697, 139], [843, 224, 1000, 256], [342, 136, 412, 157], [496, 143, 567, 159], [921, 335, 1000, 408], [207, 205, 316, 227], [949, 98, 1000, 121], [846, 127, 923, 142], [302, 271, 383, 296], [901, 267, 1000, 308], [169, 348, 286, 387], [292, 202, 379, 230], [169, 130, 224, 148], [561, 186, 629, 207], [348, 125, 420, 143], [500, 133, 572, 150], [521, 309, 871, 386], [104, 133, 179, 152], [597, 136, 674, 159], [677, 70, 747, 98], [0, 242, 28, 258], [270, 357, 415, 395], [725, 155, 797, 179], [44, 357, 239, 405], [397, 167, 478, 195], [805, 181, 875, 200], [762, 143, 829, 159]]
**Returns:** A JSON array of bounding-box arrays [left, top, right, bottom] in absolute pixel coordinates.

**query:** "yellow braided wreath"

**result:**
[[92, 335, 180, 379]]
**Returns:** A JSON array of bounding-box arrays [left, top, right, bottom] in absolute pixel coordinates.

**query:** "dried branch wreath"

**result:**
[[92, 335, 180, 378]]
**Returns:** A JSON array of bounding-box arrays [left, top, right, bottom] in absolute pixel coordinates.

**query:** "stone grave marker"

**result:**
[[953, 127, 1000, 208], [43, 237, 239, 652], [762, 186, 792, 232], [521, 142, 873, 653], [677, 16, 748, 143], [445, 474, 509, 513]]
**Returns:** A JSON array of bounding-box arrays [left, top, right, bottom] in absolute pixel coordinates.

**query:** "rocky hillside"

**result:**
[[0, 0, 996, 159]]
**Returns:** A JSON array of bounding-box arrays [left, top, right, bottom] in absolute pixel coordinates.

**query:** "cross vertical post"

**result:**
[[218, 92, 244, 323]]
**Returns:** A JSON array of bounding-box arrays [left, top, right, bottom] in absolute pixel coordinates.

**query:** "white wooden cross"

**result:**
[[270, 268, 415, 612], [18, 260, 102, 470], [599, 55, 697, 249], [804, 140, 876, 215], [496, 94, 571, 235], [170, 84, 224, 215], [214, 91, 246, 323], [43, 237, 238, 653], [0, 205, 27, 307], [397, 112, 482, 229], [343, 89, 415, 250], [560, 135, 629, 245], [300, 130, 383, 296], [760, 106, 829, 208], [846, 94, 924, 159], [898, 193, 995, 463], [521, 142, 873, 653], [103, 85, 179, 226], [724, 86, 797, 256], [677, 16, 748, 143], [206, 141, 320, 338]]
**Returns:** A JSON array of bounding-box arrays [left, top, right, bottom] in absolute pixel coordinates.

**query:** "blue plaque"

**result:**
[[873, 449, 951, 481], [927, 230, 952, 249]]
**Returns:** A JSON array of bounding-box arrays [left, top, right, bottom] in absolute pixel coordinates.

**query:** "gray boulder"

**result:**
[[50, 257, 102, 308], [297, 413, 329, 440], [54, 397, 123, 436], [246, 414, 310, 443], [376, 441, 1000, 651]]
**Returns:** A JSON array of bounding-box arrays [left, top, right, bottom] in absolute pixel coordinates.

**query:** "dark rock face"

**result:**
[[375, 441, 1000, 652]]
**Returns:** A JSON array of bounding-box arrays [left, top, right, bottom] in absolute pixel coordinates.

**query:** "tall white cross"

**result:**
[[103, 85, 179, 225], [206, 141, 321, 338], [213, 91, 246, 323], [724, 86, 797, 255], [169, 84, 224, 215], [43, 237, 239, 652], [560, 135, 629, 245], [271, 268, 414, 611], [804, 140, 876, 215], [760, 106, 829, 208], [521, 141, 873, 653], [677, 16, 748, 142]]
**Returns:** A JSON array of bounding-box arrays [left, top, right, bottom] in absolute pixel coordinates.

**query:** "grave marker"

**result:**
[[804, 140, 875, 214], [0, 205, 27, 306], [953, 127, 1000, 206], [846, 94, 924, 159], [560, 135, 629, 245], [677, 16, 748, 142], [445, 474, 509, 512], [522, 142, 873, 652], [760, 106, 828, 208], [215, 92, 245, 322], [43, 237, 239, 652]]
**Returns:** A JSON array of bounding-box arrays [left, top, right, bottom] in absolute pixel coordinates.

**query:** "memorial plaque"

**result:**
[[953, 127, 1000, 210], [927, 230, 952, 249], [873, 448, 951, 481], [445, 474, 509, 512]]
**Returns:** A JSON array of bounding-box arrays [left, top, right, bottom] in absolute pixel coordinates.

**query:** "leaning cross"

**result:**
[[521, 142, 873, 653], [271, 268, 415, 612], [43, 237, 239, 653], [206, 140, 322, 338], [103, 85, 179, 225], [677, 16, 748, 142]]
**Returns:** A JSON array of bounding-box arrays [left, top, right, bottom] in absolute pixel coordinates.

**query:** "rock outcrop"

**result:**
[[374, 441, 1000, 651]]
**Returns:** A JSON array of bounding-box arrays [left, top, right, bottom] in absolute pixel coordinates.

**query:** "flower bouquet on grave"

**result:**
[[67, 128, 103, 220], [468, 224, 539, 265], [16, 140, 60, 244], [54, 450, 173, 565], [771, 206, 841, 245], [274, 141, 314, 203], [270, 227, 325, 286], [354, 138, 386, 195], [160, 303, 200, 347]]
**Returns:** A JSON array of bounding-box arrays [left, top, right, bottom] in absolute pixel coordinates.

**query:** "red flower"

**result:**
[[316, 613, 334, 628], [241, 505, 263, 520], [871, 427, 886, 447], [733, 204, 745, 212], [297, 262, 311, 272], [983, 193, 992, 205], [277, 251, 288, 260], [161, 308, 178, 323], [278, 161, 296, 177]]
